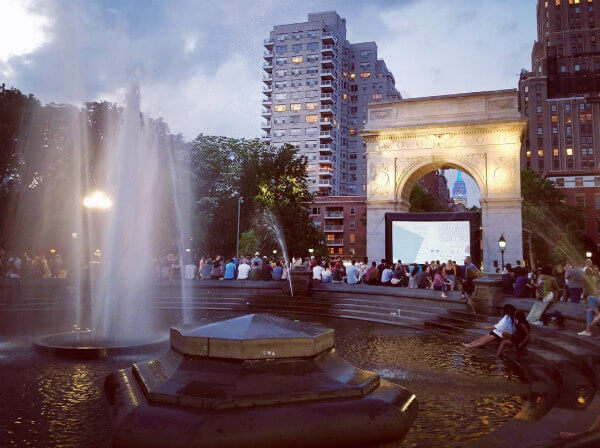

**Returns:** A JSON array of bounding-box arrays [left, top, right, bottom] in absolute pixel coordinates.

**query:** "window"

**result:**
[[567, 147, 573, 155], [349, 129, 358, 135], [350, 207, 355, 215], [276, 45, 287, 54], [372, 93, 383, 100], [292, 44, 302, 52], [307, 54, 319, 62], [306, 127, 317, 135], [307, 42, 318, 51], [539, 127, 545, 135], [360, 72, 371, 78], [575, 177, 584, 187], [305, 140, 317, 148], [350, 234, 356, 243], [290, 103, 301, 111], [350, 219, 355, 230], [597, 218, 600, 234], [553, 148, 559, 156], [305, 114, 318, 123], [360, 50, 370, 57], [311, 207, 321, 215], [576, 194, 585, 206], [556, 177, 565, 187], [349, 248, 356, 256], [274, 93, 287, 100], [273, 117, 286, 124], [276, 70, 286, 77], [273, 129, 285, 137], [289, 128, 302, 136], [307, 29, 319, 38], [306, 78, 318, 86], [360, 62, 370, 69], [595, 195, 600, 210], [277, 33, 287, 41], [526, 150, 531, 158], [290, 79, 302, 87], [291, 68, 302, 76], [274, 104, 286, 112], [274, 81, 286, 89], [291, 56, 303, 64], [276, 57, 287, 66], [306, 102, 318, 110], [292, 31, 303, 39], [538, 149, 544, 157], [349, 153, 357, 160], [307, 66, 318, 74]]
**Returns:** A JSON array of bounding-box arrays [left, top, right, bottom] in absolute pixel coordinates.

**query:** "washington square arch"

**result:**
[[361, 89, 528, 274]]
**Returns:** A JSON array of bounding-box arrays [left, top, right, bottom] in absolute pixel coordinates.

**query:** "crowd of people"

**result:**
[[0, 248, 68, 280]]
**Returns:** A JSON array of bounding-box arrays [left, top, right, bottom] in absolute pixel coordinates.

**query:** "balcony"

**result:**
[[263, 85, 272, 93], [261, 109, 272, 118], [321, 93, 334, 103], [326, 239, 344, 246], [263, 51, 273, 59], [319, 156, 333, 164], [321, 44, 335, 54], [264, 39, 274, 48], [322, 32, 337, 44], [262, 74, 273, 84], [261, 134, 271, 141], [324, 224, 344, 232], [318, 181, 333, 189], [262, 98, 272, 107], [319, 169, 333, 177], [319, 144, 333, 153], [320, 69, 334, 79], [261, 121, 271, 130], [321, 56, 336, 68], [320, 105, 333, 114], [320, 80, 334, 91], [263, 62, 273, 72], [320, 119, 333, 128], [325, 211, 344, 218], [319, 130, 333, 141]]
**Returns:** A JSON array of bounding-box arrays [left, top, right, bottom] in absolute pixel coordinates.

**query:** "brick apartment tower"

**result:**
[[261, 11, 401, 197], [518, 0, 600, 249]]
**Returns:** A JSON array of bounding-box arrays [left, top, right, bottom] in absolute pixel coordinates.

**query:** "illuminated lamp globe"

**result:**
[[83, 191, 113, 209], [498, 235, 507, 250]]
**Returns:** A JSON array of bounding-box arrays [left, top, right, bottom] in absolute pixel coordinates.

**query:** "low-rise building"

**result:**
[[309, 196, 367, 259]]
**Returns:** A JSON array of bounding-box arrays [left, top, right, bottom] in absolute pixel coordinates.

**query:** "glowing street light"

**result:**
[[498, 234, 506, 270], [308, 248, 314, 254], [586, 251, 593, 259], [83, 191, 113, 209]]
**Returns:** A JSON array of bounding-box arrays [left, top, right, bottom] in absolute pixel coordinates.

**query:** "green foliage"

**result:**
[[189, 137, 324, 257], [521, 169, 585, 265], [238, 230, 260, 256], [409, 183, 448, 212]]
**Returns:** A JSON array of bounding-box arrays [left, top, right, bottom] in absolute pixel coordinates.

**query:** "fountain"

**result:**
[[32, 76, 192, 357], [105, 314, 418, 447]]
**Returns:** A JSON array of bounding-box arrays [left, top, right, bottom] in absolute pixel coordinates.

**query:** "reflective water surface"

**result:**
[[0, 310, 526, 448]]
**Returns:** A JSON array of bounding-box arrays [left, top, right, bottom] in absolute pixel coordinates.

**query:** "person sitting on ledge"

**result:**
[[223, 258, 236, 280], [249, 261, 261, 280], [345, 259, 359, 285], [272, 261, 283, 281], [433, 266, 453, 299], [463, 304, 516, 349], [501, 263, 515, 295], [365, 262, 379, 285], [577, 295, 600, 337], [380, 264, 394, 286], [321, 263, 333, 283], [497, 311, 530, 357], [237, 259, 250, 280]]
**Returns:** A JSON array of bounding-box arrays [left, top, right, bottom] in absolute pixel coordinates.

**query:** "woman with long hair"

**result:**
[[463, 304, 516, 349], [497, 310, 530, 357]]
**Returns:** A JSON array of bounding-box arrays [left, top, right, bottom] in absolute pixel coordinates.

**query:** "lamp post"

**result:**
[[308, 248, 314, 256], [498, 234, 507, 270], [236, 197, 243, 260], [586, 251, 593, 259]]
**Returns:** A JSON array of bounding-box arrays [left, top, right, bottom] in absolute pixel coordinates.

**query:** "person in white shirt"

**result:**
[[463, 304, 516, 349], [184, 261, 198, 280], [237, 260, 251, 280], [381, 264, 394, 285], [312, 263, 323, 281], [321, 263, 332, 283]]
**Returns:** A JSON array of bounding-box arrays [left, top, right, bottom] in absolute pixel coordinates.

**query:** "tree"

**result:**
[[408, 184, 448, 212], [521, 169, 585, 266]]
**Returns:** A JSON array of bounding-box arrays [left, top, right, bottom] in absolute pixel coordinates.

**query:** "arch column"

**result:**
[[480, 198, 523, 272]]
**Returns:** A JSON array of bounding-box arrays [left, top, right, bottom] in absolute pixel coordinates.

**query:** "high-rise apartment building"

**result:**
[[451, 171, 468, 209], [518, 0, 600, 246], [261, 11, 400, 197]]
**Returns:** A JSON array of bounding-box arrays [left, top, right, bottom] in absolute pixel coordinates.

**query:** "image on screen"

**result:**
[[391, 220, 471, 264]]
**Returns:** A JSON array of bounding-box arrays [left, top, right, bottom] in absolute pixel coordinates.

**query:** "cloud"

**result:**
[[1, 0, 538, 140]]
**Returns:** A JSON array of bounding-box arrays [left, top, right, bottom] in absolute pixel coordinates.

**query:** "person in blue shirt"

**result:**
[[346, 259, 359, 284], [272, 261, 283, 280], [251, 252, 262, 266], [224, 259, 236, 280]]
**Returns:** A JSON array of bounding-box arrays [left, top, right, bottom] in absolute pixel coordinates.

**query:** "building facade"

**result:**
[[518, 0, 600, 247], [420, 170, 453, 209], [309, 196, 367, 259], [262, 11, 400, 197], [451, 171, 468, 209]]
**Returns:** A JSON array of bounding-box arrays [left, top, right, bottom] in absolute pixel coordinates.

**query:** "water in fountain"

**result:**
[[253, 208, 294, 296]]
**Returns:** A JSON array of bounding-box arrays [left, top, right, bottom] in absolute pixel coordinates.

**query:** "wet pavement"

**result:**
[[0, 309, 526, 448]]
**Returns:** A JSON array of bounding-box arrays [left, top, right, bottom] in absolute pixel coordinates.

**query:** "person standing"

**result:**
[[346, 259, 359, 284], [565, 262, 585, 303]]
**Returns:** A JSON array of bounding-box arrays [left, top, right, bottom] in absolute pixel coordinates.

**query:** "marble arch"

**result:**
[[361, 89, 528, 273]]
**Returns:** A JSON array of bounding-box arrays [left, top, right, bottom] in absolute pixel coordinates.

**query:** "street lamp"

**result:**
[[83, 191, 113, 209], [236, 197, 244, 260], [586, 251, 593, 259], [273, 249, 277, 255], [498, 234, 506, 270], [308, 248, 314, 255]]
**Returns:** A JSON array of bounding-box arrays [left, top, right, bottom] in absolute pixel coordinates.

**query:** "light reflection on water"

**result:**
[[1, 313, 526, 448]]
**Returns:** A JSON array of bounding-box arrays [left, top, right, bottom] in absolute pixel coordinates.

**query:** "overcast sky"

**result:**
[[1, 0, 538, 204]]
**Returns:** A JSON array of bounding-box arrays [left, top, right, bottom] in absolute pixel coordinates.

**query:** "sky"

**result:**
[[1, 0, 538, 205]]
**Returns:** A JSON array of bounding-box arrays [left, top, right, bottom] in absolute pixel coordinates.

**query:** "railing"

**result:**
[[321, 93, 332, 99], [261, 121, 271, 127], [326, 239, 344, 246], [321, 69, 334, 76], [261, 109, 271, 115], [261, 134, 271, 139], [321, 44, 334, 51], [325, 211, 343, 218], [319, 156, 333, 162], [262, 75, 273, 81], [264, 39, 273, 45], [263, 63, 273, 68], [263, 51, 273, 57], [319, 144, 332, 150], [320, 131, 332, 137], [321, 80, 333, 87], [324, 225, 344, 231]]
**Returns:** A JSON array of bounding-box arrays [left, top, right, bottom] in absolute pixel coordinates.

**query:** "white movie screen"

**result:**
[[391, 220, 471, 264]]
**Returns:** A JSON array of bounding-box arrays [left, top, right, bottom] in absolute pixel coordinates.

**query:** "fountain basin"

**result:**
[[33, 330, 168, 359], [105, 314, 418, 447]]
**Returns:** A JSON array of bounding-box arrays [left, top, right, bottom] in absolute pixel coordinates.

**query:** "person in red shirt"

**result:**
[[365, 262, 379, 285]]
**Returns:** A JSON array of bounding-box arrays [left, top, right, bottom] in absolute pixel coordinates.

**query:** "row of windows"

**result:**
[[275, 55, 321, 64], [526, 147, 594, 157], [271, 127, 320, 136], [275, 67, 319, 76], [276, 30, 322, 41], [274, 102, 327, 112], [276, 42, 320, 53]]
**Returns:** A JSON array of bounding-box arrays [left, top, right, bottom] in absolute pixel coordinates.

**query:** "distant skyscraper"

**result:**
[[261, 11, 401, 197], [451, 171, 468, 208]]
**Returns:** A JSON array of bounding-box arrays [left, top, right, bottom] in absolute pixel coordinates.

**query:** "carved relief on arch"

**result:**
[[368, 159, 395, 200], [489, 156, 518, 195]]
